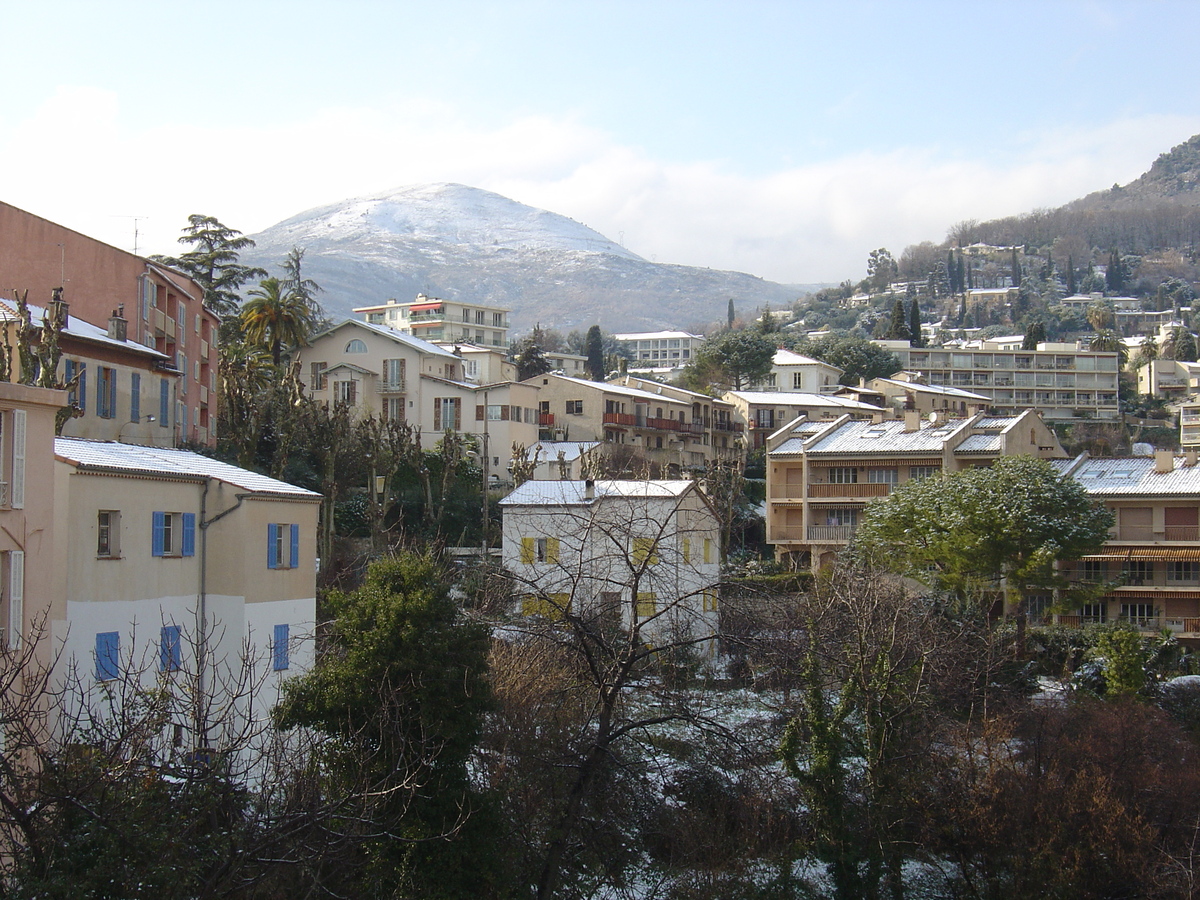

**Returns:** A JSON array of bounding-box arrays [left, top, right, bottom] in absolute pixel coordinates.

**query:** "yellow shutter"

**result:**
[[546, 537, 560, 564], [682, 538, 691, 563], [520, 537, 535, 564], [703, 590, 719, 612], [703, 538, 712, 563], [634, 537, 659, 566], [521, 593, 569, 620], [636, 592, 657, 618]]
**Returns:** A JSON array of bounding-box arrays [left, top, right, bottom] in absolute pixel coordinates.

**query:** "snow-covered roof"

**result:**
[[500, 479, 696, 507], [772, 348, 840, 370], [872, 378, 988, 401], [531, 441, 600, 462], [55, 438, 321, 498], [0, 300, 167, 361], [956, 434, 1004, 453], [314, 318, 460, 359], [725, 390, 880, 411], [613, 331, 703, 341], [550, 374, 690, 404], [1058, 455, 1200, 496]]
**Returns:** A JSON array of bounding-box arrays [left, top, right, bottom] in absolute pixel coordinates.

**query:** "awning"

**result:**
[[409, 302, 443, 312], [1078, 548, 1200, 561]]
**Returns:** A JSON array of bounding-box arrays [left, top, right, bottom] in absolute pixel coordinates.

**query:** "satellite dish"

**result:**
[[928, 412, 940, 425]]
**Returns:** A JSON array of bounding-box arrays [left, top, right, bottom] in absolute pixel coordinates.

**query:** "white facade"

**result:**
[[613, 331, 704, 369], [500, 480, 721, 656], [355, 295, 510, 348], [750, 348, 843, 394]]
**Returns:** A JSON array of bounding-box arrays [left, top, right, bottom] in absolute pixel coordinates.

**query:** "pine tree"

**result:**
[[152, 214, 267, 318], [1011, 248, 1022, 288], [887, 297, 910, 341]]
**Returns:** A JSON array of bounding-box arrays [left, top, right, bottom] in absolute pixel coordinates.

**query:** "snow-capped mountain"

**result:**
[[242, 183, 805, 334]]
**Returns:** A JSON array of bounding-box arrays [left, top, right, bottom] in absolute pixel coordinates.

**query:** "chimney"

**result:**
[[584, 479, 595, 500], [1155, 450, 1175, 474], [48, 287, 69, 329], [904, 410, 921, 432], [107, 307, 127, 343], [1187, 450, 1199, 468]]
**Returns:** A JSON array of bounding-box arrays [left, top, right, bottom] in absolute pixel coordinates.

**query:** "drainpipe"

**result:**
[[196, 478, 250, 752]]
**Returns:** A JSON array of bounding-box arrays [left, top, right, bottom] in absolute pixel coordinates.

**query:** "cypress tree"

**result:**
[[908, 298, 923, 348], [956, 254, 966, 297], [1011, 248, 1022, 288], [1066, 255, 1076, 295], [887, 297, 910, 341], [584, 325, 605, 381], [947, 250, 958, 294], [727, 298, 736, 330]]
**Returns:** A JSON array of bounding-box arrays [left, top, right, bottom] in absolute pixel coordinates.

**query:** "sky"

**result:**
[[4, 0, 1200, 287]]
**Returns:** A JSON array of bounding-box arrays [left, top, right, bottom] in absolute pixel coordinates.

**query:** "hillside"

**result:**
[[242, 183, 808, 334]]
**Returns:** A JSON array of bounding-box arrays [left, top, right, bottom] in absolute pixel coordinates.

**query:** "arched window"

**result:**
[[345, 339, 367, 354]]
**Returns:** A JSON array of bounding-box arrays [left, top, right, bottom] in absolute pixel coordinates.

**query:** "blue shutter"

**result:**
[[160, 625, 181, 672], [130, 372, 140, 423], [181, 513, 196, 557], [65, 360, 76, 405], [152, 511, 165, 557], [289, 523, 299, 569], [267, 523, 279, 569], [160, 378, 169, 425], [96, 632, 119, 681], [108, 369, 117, 420], [272, 623, 289, 671], [78, 364, 86, 413], [96, 369, 104, 416]]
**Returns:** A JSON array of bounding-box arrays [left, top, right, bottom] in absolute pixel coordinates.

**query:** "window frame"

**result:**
[[97, 510, 121, 558]]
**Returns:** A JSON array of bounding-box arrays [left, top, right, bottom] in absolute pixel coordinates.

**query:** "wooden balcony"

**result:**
[[539, 412, 555, 427], [808, 482, 891, 499], [604, 412, 638, 426]]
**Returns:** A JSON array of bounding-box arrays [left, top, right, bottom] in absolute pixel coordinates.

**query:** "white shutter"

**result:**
[[9, 550, 23, 650], [11, 410, 25, 509]]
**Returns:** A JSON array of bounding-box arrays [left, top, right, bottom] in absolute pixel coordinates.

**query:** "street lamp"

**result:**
[[118, 414, 155, 443]]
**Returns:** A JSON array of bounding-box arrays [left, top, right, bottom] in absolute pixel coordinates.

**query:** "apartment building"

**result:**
[[883, 340, 1121, 421], [765, 409, 1066, 571], [612, 375, 743, 455], [613, 331, 704, 369], [1055, 452, 1200, 642], [749, 348, 843, 394], [354, 295, 510, 348], [836, 374, 990, 418], [1138, 357, 1200, 401], [723, 390, 882, 449], [500, 479, 720, 654], [531, 373, 733, 471], [0, 202, 218, 446]]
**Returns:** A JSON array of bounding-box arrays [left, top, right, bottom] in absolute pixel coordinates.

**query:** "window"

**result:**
[[793, 372, 804, 390], [273, 624, 290, 671], [909, 466, 939, 481], [159, 378, 170, 426], [96, 631, 119, 681], [382, 358, 405, 388], [97, 510, 120, 558], [5, 409, 26, 510], [636, 592, 657, 618], [1120, 603, 1156, 626], [310, 361, 328, 391], [1121, 560, 1152, 585], [96, 366, 117, 419], [130, 373, 140, 423], [826, 508, 859, 527], [268, 523, 300, 569], [1079, 559, 1107, 582], [566, 400, 583, 415], [829, 467, 858, 484], [632, 537, 659, 566], [345, 339, 367, 353], [867, 468, 898, 485], [382, 397, 405, 422], [3, 550, 23, 650], [434, 397, 461, 430], [521, 593, 569, 620], [1168, 561, 1200, 582], [493, 312, 503, 327], [519, 536, 559, 564], [335, 380, 357, 404], [476, 310, 485, 324], [160, 624, 181, 672], [152, 512, 195, 558], [65, 359, 86, 411], [462, 308, 471, 322]]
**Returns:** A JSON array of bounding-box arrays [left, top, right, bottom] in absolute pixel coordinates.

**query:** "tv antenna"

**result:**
[[113, 215, 148, 254]]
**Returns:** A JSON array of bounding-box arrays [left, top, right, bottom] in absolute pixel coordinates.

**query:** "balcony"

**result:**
[[807, 525, 856, 542], [604, 412, 638, 427], [808, 482, 891, 499], [713, 420, 744, 433], [539, 412, 555, 427], [408, 311, 446, 323], [375, 379, 406, 394], [768, 525, 807, 542]]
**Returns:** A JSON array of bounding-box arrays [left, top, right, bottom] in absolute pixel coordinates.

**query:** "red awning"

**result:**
[[409, 302, 442, 312]]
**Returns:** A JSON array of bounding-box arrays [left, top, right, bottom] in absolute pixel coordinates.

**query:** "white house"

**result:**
[[500, 479, 721, 657]]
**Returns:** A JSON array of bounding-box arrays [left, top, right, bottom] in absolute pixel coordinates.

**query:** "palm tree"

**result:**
[[1089, 329, 1128, 369], [241, 277, 318, 366]]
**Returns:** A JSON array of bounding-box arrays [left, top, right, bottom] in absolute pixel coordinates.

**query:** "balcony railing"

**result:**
[[539, 412, 555, 427], [807, 525, 856, 542], [1167, 525, 1200, 541], [768, 525, 807, 542], [0, 482, 9, 508], [603, 412, 638, 426], [808, 482, 891, 499], [375, 379, 406, 394], [713, 420, 743, 433]]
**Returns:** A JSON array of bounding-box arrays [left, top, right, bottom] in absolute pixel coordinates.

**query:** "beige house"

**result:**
[[765, 409, 1066, 571], [530, 373, 731, 471], [612, 375, 743, 457], [52, 438, 321, 741], [836, 373, 990, 418], [722, 390, 882, 449], [749, 348, 843, 394], [526, 441, 603, 481], [500, 479, 721, 656], [355, 295, 510, 348]]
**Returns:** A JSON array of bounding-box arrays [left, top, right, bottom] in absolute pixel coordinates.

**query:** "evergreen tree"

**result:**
[[152, 214, 267, 318], [727, 298, 736, 329], [1066, 254, 1076, 295], [1022, 320, 1047, 350], [513, 325, 554, 381], [947, 250, 959, 294], [1106, 249, 1128, 294], [584, 324, 605, 380], [886, 297, 910, 341], [956, 254, 966, 296], [908, 297, 923, 348], [1011, 248, 1022, 288]]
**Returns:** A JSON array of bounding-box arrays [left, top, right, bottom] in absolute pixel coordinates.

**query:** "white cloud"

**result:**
[[2, 88, 1197, 285]]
